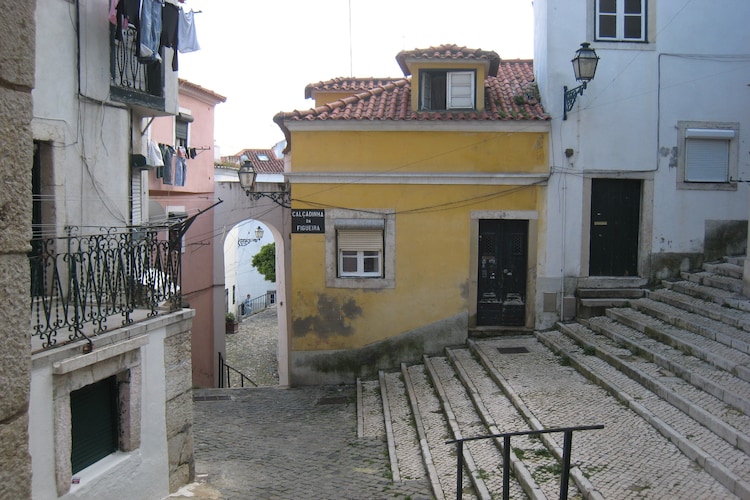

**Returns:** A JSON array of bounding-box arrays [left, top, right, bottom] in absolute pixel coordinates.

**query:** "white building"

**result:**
[[27, 1, 195, 497], [534, 0, 750, 328]]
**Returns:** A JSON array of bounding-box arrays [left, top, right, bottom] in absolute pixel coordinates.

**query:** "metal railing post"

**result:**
[[503, 435, 511, 500], [456, 440, 463, 500], [560, 430, 573, 500]]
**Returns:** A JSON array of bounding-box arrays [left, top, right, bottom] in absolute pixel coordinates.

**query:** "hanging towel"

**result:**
[[178, 9, 200, 53], [147, 141, 165, 167]]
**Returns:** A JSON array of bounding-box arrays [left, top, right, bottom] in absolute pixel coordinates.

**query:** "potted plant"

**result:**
[[225, 312, 239, 334]]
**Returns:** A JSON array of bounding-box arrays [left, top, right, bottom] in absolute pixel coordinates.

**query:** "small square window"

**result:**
[[677, 122, 738, 190], [596, 0, 646, 41], [338, 230, 383, 278]]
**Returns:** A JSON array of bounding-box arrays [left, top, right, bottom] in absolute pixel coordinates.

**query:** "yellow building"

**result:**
[[274, 45, 549, 385]]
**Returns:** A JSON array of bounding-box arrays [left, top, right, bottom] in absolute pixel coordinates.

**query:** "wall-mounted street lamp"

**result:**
[[238, 226, 264, 246], [563, 42, 600, 120], [238, 157, 291, 208]]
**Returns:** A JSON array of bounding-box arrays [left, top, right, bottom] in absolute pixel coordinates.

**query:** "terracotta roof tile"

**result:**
[[223, 149, 283, 173], [275, 60, 546, 126], [304, 77, 402, 99], [396, 44, 501, 76]]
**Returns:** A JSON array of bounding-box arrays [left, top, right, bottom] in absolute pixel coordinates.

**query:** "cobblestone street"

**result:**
[[225, 306, 280, 387]]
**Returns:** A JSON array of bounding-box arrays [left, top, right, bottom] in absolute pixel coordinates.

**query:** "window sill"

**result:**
[[677, 181, 737, 191]]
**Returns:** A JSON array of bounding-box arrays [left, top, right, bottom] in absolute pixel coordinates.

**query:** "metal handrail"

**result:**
[[446, 424, 604, 500], [218, 352, 258, 388]]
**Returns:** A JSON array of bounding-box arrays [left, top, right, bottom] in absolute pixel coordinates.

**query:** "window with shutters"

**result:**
[[419, 70, 475, 110], [338, 229, 383, 277], [677, 121, 738, 191], [325, 211, 395, 289]]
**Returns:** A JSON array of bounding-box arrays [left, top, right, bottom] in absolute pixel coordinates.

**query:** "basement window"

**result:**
[[70, 376, 119, 474]]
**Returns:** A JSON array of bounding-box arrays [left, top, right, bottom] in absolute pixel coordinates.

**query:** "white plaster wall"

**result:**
[[534, 0, 750, 327], [29, 329, 170, 500], [235, 220, 276, 305]]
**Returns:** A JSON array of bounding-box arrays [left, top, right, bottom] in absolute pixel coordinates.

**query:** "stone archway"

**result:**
[[213, 178, 290, 386]]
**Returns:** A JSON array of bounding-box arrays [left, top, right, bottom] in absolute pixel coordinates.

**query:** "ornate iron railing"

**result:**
[[109, 24, 164, 109], [29, 226, 181, 351]]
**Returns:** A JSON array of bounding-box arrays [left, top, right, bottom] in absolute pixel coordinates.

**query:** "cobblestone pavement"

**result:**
[[224, 306, 280, 387], [170, 307, 432, 500]]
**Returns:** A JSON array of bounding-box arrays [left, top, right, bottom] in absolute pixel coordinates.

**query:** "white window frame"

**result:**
[[677, 121, 739, 191], [337, 229, 383, 278], [325, 210, 395, 289], [595, 0, 646, 42], [419, 70, 475, 110]]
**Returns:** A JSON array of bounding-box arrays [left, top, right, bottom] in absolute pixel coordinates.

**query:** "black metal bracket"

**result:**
[[246, 190, 291, 208], [563, 82, 588, 120]]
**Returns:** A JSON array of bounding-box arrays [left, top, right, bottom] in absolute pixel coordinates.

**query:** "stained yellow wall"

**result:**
[[288, 128, 548, 352], [292, 131, 547, 173]]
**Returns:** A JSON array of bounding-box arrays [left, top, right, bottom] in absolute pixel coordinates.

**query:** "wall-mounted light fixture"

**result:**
[[238, 226, 264, 246], [238, 157, 291, 208], [563, 42, 600, 120]]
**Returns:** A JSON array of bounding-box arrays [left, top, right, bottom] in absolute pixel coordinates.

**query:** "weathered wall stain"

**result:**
[[292, 293, 363, 339]]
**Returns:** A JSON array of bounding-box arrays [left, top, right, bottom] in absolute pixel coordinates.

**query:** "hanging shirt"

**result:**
[[178, 9, 200, 53], [160, 2, 180, 70]]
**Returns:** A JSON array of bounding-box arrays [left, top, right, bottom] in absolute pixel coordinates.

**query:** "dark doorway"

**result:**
[[477, 219, 528, 326], [589, 179, 641, 276]]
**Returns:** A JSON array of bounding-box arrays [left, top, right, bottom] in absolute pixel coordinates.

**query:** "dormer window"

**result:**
[[257, 153, 269, 161], [419, 70, 475, 111]]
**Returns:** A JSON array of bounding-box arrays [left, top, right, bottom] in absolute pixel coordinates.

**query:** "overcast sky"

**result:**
[[177, 0, 534, 156]]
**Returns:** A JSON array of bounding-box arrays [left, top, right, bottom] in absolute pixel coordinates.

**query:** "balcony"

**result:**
[[29, 227, 182, 353], [109, 24, 165, 112]]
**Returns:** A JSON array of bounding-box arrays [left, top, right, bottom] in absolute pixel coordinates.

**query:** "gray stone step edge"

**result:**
[[648, 288, 750, 337], [607, 306, 750, 383], [571, 319, 750, 455], [583, 316, 750, 417], [423, 355, 493, 500], [633, 296, 750, 356], [468, 339, 605, 500], [665, 280, 750, 314], [445, 348, 548, 500], [400, 362, 447, 500], [703, 262, 743, 280], [376, 371, 402, 483], [546, 325, 750, 500], [683, 271, 743, 294]]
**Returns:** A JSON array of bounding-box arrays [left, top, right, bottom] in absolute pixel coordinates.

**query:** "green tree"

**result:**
[[252, 243, 276, 282]]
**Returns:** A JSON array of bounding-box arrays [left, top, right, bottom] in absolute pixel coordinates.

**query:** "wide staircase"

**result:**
[[358, 257, 750, 499]]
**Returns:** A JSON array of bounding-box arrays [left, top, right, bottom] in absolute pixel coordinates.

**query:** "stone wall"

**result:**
[[164, 313, 196, 491], [0, 1, 35, 499]]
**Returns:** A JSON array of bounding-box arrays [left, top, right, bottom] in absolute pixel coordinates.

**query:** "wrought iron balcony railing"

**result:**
[[109, 24, 165, 111], [29, 227, 181, 352]]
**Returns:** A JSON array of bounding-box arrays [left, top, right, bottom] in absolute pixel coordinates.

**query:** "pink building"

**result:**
[[150, 79, 226, 387]]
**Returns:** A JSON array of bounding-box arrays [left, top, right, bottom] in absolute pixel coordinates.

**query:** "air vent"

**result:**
[[497, 347, 529, 354]]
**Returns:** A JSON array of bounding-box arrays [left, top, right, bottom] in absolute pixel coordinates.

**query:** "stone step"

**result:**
[[584, 315, 750, 416], [571, 318, 750, 453], [704, 261, 743, 279], [607, 304, 750, 381], [471, 335, 734, 498], [379, 370, 426, 484], [647, 288, 750, 334], [682, 271, 743, 294], [447, 347, 580, 500], [540, 326, 750, 499], [664, 279, 750, 313], [423, 356, 504, 500], [402, 362, 473, 499], [576, 288, 646, 299]]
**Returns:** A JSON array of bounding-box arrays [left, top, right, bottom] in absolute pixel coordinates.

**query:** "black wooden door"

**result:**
[[589, 179, 641, 276], [477, 219, 528, 326]]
